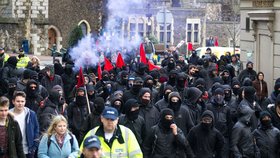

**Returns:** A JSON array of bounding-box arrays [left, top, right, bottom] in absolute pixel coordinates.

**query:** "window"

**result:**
[[128, 17, 154, 39], [159, 24, 172, 43], [129, 19, 136, 39], [0, 0, 8, 5], [138, 19, 144, 38], [80, 22, 87, 36], [186, 19, 200, 44]]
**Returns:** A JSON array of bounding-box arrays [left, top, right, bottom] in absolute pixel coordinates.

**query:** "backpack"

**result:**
[[47, 133, 74, 148]]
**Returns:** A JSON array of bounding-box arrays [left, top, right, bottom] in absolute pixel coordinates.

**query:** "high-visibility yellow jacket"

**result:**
[[1, 53, 9, 68], [80, 125, 143, 158], [16, 56, 30, 68]]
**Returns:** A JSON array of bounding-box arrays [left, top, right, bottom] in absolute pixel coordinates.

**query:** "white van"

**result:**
[[195, 47, 240, 58]]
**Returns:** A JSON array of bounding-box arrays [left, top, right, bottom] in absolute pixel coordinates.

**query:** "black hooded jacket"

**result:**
[[230, 105, 257, 158], [24, 79, 43, 113], [138, 88, 160, 134], [187, 110, 224, 158], [168, 92, 194, 135], [143, 108, 191, 158], [154, 85, 174, 112], [119, 99, 145, 146]]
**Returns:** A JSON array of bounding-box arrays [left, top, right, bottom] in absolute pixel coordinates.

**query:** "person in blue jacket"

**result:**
[[38, 115, 79, 158], [10, 91, 39, 158]]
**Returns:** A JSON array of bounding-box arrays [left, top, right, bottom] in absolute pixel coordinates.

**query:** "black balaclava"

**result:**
[[194, 78, 206, 92], [102, 71, 109, 81], [48, 89, 61, 106], [246, 61, 253, 71], [164, 85, 174, 102], [213, 88, 225, 105], [137, 63, 147, 75], [176, 73, 187, 89], [7, 56, 18, 68], [231, 79, 241, 96], [168, 70, 178, 86], [185, 87, 203, 104], [144, 75, 154, 90], [150, 70, 160, 86], [167, 57, 176, 69], [76, 87, 87, 106], [201, 110, 214, 131], [124, 99, 140, 121], [93, 97, 105, 114], [132, 77, 143, 93], [87, 85, 95, 101], [8, 78, 17, 96], [242, 77, 253, 87], [111, 97, 123, 114], [168, 92, 181, 112], [138, 88, 151, 107], [159, 108, 174, 130], [64, 64, 73, 75], [223, 85, 232, 102], [120, 71, 129, 85], [244, 86, 256, 104], [260, 111, 272, 130], [25, 79, 39, 98]]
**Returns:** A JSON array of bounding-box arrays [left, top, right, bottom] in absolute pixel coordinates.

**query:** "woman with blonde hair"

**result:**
[[26, 56, 40, 72], [38, 115, 79, 158]]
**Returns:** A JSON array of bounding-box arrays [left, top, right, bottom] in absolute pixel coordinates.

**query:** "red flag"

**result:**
[[76, 67, 85, 88], [187, 42, 193, 51], [104, 57, 114, 71], [214, 37, 219, 46], [116, 53, 125, 68], [97, 62, 102, 80], [139, 43, 147, 64], [148, 61, 160, 71]]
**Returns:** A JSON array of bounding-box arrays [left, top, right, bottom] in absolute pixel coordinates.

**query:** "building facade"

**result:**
[[239, 0, 279, 92]]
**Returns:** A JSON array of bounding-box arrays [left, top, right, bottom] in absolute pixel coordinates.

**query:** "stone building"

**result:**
[[239, 0, 280, 92], [0, 0, 239, 56], [0, 0, 103, 55]]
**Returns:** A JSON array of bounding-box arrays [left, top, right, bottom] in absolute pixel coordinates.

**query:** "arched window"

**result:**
[[80, 22, 87, 36], [129, 18, 137, 39], [138, 19, 144, 38], [48, 28, 57, 49]]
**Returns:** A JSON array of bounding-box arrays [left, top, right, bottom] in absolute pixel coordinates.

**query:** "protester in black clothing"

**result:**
[[155, 85, 174, 112], [184, 87, 204, 125], [188, 110, 224, 158], [138, 88, 160, 134], [122, 77, 143, 104], [143, 108, 192, 158], [61, 64, 76, 104], [268, 94, 280, 130], [253, 111, 280, 158], [24, 79, 43, 113], [230, 105, 259, 158], [119, 99, 145, 146], [4, 78, 17, 108], [262, 82, 280, 110], [238, 61, 257, 84]]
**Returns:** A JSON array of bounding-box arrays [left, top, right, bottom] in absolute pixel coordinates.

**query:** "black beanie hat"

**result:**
[[8, 77, 17, 85], [244, 86, 256, 98], [7, 56, 18, 66], [124, 99, 139, 114], [94, 97, 105, 106], [160, 108, 174, 119], [274, 83, 280, 91], [23, 69, 32, 79]]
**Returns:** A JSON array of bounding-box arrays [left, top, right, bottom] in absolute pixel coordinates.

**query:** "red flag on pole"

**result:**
[[104, 57, 114, 71], [214, 37, 219, 46], [116, 53, 125, 68], [140, 43, 147, 64], [97, 62, 102, 80], [187, 42, 193, 51], [148, 61, 160, 71], [76, 67, 85, 89]]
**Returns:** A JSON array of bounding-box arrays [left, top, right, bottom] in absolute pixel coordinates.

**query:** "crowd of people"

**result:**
[[0, 44, 280, 158]]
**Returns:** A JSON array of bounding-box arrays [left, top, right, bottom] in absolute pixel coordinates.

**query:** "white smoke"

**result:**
[[70, 0, 145, 69]]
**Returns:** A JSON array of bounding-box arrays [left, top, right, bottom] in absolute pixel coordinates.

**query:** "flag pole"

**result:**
[[84, 85, 91, 114]]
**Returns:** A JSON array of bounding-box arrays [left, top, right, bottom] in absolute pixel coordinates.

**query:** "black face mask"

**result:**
[[138, 67, 145, 75], [160, 119, 174, 130], [168, 77, 176, 86], [214, 95, 224, 105], [58, 98, 65, 106], [247, 67, 253, 71], [88, 94, 95, 100], [164, 92, 171, 102], [132, 85, 142, 93], [112, 104, 121, 113], [127, 109, 140, 121], [102, 76, 109, 81], [76, 96, 87, 106], [141, 99, 150, 106], [203, 61, 209, 67], [201, 122, 212, 131], [169, 101, 181, 111], [261, 119, 272, 130], [145, 82, 153, 90], [224, 92, 232, 101], [232, 87, 240, 96]]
